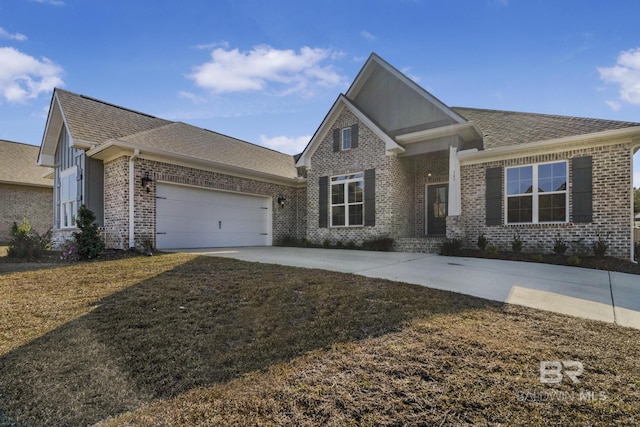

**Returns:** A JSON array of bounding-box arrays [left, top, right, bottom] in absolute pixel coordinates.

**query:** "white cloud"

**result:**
[[361, 30, 376, 41], [188, 45, 346, 95], [177, 90, 206, 104], [598, 48, 640, 105], [193, 40, 229, 51], [31, 0, 65, 6], [0, 27, 27, 41], [0, 47, 63, 103], [605, 100, 621, 111], [259, 134, 311, 155]]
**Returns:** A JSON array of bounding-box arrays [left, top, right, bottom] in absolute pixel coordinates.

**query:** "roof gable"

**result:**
[[347, 53, 466, 136], [39, 89, 171, 166], [295, 95, 404, 168], [1, 140, 52, 187]]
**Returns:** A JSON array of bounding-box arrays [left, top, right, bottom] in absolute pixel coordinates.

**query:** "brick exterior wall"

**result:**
[[0, 183, 52, 243], [459, 142, 633, 259], [102, 156, 303, 250]]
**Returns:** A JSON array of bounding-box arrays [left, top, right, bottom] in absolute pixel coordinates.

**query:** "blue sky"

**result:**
[[1, 0, 639, 185]]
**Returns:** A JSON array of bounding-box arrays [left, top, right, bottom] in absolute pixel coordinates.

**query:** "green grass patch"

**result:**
[[0, 254, 638, 426]]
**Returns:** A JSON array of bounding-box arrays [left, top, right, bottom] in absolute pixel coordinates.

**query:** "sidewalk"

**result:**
[[177, 247, 640, 329]]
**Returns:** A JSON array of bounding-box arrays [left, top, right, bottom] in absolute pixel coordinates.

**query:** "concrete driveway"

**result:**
[[175, 247, 640, 330]]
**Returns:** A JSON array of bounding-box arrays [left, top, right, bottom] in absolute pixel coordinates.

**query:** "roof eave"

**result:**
[[458, 126, 640, 165], [88, 140, 304, 187]]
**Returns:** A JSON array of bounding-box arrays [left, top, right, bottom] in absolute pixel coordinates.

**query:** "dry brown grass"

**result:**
[[0, 254, 638, 426]]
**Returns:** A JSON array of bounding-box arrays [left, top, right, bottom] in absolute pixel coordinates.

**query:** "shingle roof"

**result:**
[[0, 140, 52, 187], [452, 107, 640, 149], [118, 122, 299, 179], [55, 89, 171, 145]]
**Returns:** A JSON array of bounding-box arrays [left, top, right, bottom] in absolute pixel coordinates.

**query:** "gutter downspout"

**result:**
[[129, 149, 140, 248]]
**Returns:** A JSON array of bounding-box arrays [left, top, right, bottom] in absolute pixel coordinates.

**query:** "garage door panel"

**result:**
[[156, 184, 271, 249]]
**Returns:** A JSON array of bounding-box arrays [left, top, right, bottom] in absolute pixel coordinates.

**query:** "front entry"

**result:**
[[426, 183, 448, 236]]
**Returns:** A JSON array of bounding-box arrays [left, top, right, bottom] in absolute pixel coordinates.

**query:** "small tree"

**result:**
[[73, 205, 105, 259]]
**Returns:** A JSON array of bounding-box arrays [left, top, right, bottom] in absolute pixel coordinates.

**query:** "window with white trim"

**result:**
[[341, 127, 352, 150], [60, 166, 78, 228], [331, 172, 363, 226], [506, 161, 567, 224]]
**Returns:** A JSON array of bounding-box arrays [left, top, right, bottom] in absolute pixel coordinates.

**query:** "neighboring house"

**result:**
[[0, 140, 53, 243], [37, 54, 640, 261]]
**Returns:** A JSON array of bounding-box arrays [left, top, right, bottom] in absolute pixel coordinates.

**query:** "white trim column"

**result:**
[[448, 145, 461, 216]]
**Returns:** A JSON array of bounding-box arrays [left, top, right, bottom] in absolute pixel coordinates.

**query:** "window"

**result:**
[[60, 166, 78, 228], [341, 127, 352, 150], [506, 161, 567, 224], [331, 172, 363, 226]]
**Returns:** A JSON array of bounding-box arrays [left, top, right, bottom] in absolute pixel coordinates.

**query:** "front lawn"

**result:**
[[0, 254, 638, 426]]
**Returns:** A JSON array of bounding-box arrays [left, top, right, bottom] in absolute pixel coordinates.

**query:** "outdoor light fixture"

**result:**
[[277, 195, 286, 207], [141, 171, 153, 193]]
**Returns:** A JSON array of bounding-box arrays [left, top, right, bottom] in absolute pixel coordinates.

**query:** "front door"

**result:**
[[426, 184, 448, 236]]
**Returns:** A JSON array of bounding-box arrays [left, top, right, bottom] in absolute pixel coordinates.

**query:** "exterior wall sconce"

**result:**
[[141, 171, 153, 193], [277, 195, 286, 207]]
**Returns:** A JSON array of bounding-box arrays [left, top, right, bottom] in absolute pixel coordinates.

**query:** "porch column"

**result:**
[[448, 145, 461, 216]]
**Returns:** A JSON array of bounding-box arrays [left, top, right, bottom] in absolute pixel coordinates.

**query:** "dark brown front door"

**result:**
[[427, 184, 448, 235]]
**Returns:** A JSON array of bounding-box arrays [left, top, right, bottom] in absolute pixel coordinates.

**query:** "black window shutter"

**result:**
[[319, 176, 328, 228], [364, 169, 375, 226], [485, 167, 502, 226], [332, 129, 340, 152], [572, 156, 592, 223], [351, 124, 359, 149]]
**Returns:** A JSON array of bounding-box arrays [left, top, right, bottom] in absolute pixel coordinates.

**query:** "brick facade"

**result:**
[[458, 142, 633, 259], [304, 108, 450, 246], [102, 156, 304, 250], [0, 184, 52, 243]]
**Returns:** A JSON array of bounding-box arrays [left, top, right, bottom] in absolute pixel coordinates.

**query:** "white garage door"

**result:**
[[156, 183, 271, 249]]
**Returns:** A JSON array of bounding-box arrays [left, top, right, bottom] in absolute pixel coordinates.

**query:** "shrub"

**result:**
[[335, 240, 344, 248], [322, 238, 331, 248], [567, 255, 582, 267], [511, 232, 523, 253], [6, 219, 50, 259], [347, 241, 357, 249], [277, 235, 302, 247], [60, 239, 79, 261], [553, 234, 568, 255], [532, 254, 544, 263], [73, 205, 105, 260], [477, 234, 488, 251], [486, 245, 498, 257], [361, 237, 394, 252], [592, 233, 609, 258], [440, 238, 463, 256], [636, 242, 639, 261]]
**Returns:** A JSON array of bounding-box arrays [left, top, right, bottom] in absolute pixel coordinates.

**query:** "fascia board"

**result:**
[[396, 122, 481, 145]]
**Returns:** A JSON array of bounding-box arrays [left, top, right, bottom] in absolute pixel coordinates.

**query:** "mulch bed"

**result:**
[[458, 248, 640, 275]]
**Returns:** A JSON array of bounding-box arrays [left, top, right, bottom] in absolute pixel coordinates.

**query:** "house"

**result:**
[[38, 54, 640, 261], [0, 140, 53, 243]]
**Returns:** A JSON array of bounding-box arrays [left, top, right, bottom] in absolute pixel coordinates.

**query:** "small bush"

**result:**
[[277, 235, 302, 247], [553, 234, 568, 255], [477, 234, 488, 251], [73, 205, 105, 260], [532, 254, 544, 262], [511, 233, 523, 253], [60, 239, 79, 261], [361, 237, 394, 252], [592, 233, 609, 258], [567, 255, 582, 267], [440, 238, 463, 256], [322, 239, 331, 248], [6, 219, 50, 259], [635, 242, 639, 261], [347, 241, 357, 249], [486, 245, 498, 257]]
